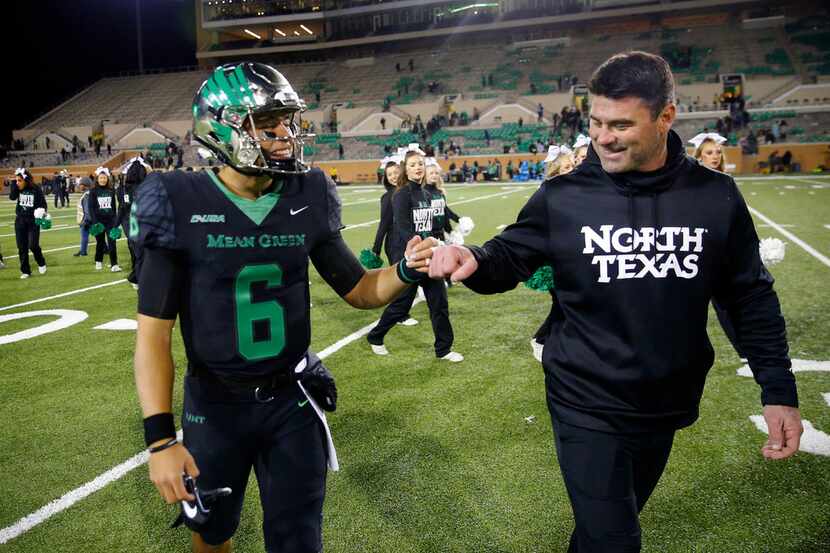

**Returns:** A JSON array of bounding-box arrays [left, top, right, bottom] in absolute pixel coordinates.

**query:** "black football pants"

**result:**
[[94, 231, 118, 266], [550, 414, 675, 553], [182, 374, 328, 552]]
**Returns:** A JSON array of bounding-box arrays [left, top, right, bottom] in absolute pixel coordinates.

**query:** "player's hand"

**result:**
[[428, 245, 478, 282], [761, 405, 803, 460], [404, 236, 440, 272], [148, 442, 200, 503]]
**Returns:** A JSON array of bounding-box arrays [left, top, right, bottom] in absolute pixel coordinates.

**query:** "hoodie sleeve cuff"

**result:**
[[760, 380, 799, 408]]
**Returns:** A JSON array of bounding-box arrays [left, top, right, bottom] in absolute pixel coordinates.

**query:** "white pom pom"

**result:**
[[446, 230, 465, 245], [759, 237, 786, 266], [34, 207, 46, 220], [44, 213, 52, 221], [458, 216, 475, 236]]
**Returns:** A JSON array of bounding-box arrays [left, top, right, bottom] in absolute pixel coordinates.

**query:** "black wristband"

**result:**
[[396, 258, 421, 284], [144, 413, 176, 447], [148, 437, 178, 454]]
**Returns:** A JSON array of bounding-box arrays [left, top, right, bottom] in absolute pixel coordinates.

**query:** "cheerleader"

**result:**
[[367, 147, 463, 362], [689, 132, 727, 171], [424, 157, 460, 239], [370, 153, 418, 326], [543, 144, 574, 180], [88, 167, 121, 272], [572, 134, 590, 166], [117, 157, 151, 286], [530, 145, 575, 361], [10, 168, 48, 279]]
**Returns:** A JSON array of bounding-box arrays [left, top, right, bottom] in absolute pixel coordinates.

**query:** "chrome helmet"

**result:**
[[193, 62, 313, 175]]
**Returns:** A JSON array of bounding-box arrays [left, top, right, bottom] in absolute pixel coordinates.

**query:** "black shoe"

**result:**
[[73, 251, 82, 257]]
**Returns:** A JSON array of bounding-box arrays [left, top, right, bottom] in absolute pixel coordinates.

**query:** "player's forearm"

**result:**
[[344, 264, 413, 309], [134, 316, 176, 418]]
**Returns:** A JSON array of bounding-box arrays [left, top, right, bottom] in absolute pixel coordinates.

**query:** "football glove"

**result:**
[[297, 351, 337, 412]]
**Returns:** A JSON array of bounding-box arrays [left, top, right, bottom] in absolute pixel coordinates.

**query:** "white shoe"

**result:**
[[417, 287, 426, 301], [110, 264, 122, 272], [370, 344, 390, 356], [0, 259, 6, 269], [20, 273, 30, 279], [441, 351, 464, 363], [397, 318, 419, 326], [131, 283, 139, 290], [38, 265, 47, 274], [95, 262, 103, 270], [531, 338, 544, 363]]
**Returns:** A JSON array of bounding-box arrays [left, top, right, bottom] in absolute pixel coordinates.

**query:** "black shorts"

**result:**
[[182, 373, 328, 551]]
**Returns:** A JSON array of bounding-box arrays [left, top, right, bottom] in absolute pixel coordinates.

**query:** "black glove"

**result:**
[[171, 475, 232, 529], [298, 351, 337, 412]]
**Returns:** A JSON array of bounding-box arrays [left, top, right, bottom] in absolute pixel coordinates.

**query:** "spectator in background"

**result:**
[[74, 182, 91, 257], [380, 117, 386, 130], [338, 143, 344, 160], [772, 120, 781, 142], [782, 150, 793, 172], [537, 102, 544, 122]]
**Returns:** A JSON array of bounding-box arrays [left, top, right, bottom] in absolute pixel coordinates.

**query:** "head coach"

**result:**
[[419, 51, 803, 552]]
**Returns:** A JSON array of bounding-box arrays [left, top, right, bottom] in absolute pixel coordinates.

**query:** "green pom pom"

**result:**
[[40, 219, 53, 230], [89, 223, 105, 236], [108, 227, 122, 240], [359, 248, 384, 269], [524, 265, 555, 292]]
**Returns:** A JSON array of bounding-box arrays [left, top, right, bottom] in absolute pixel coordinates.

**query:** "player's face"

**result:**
[[574, 146, 588, 165], [425, 165, 440, 184], [251, 111, 294, 161], [15, 175, 26, 189], [97, 173, 109, 186], [405, 155, 425, 182], [589, 96, 674, 173], [698, 142, 722, 170], [385, 165, 400, 183]]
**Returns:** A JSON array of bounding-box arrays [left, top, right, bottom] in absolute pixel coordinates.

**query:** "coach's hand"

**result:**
[[149, 442, 200, 503], [403, 236, 440, 272], [761, 405, 803, 460], [426, 245, 478, 282]]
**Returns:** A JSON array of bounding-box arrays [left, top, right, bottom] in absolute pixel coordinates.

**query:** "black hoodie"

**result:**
[[464, 130, 796, 433], [372, 182, 395, 262]]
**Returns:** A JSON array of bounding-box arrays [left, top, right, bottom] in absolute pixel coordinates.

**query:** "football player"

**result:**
[[118, 157, 151, 286], [132, 62, 436, 553]]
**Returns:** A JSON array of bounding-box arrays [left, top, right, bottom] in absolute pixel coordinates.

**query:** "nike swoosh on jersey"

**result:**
[[298, 399, 309, 407], [290, 206, 310, 215]]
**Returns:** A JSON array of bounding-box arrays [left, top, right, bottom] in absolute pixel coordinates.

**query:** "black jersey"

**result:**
[[131, 168, 343, 378], [89, 186, 118, 227], [10, 184, 47, 222], [390, 181, 448, 256]]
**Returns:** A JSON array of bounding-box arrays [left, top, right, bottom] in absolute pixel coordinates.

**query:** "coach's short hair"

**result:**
[[588, 51, 675, 119]]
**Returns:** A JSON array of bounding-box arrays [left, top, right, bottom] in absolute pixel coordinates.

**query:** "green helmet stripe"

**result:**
[[214, 69, 241, 106], [232, 65, 255, 107]]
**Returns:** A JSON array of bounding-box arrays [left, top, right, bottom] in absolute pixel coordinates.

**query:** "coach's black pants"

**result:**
[[550, 414, 675, 553], [368, 278, 454, 357], [15, 220, 46, 275]]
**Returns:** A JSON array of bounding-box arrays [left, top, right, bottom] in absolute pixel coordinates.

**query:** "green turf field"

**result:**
[[0, 177, 828, 552]]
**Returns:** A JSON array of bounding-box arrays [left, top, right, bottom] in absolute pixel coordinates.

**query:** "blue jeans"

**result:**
[[79, 226, 89, 254]]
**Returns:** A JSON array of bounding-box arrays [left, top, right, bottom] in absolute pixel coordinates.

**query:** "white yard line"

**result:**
[[748, 206, 830, 269], [0, 279, 128, 312], [0, 225, 75, 238]]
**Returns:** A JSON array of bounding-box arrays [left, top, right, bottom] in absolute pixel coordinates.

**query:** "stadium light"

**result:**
[[244, 29, 262, 39], [449, 3, 497, 14], [300, 24, 313, 35], [274, 28, 286, 37]]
